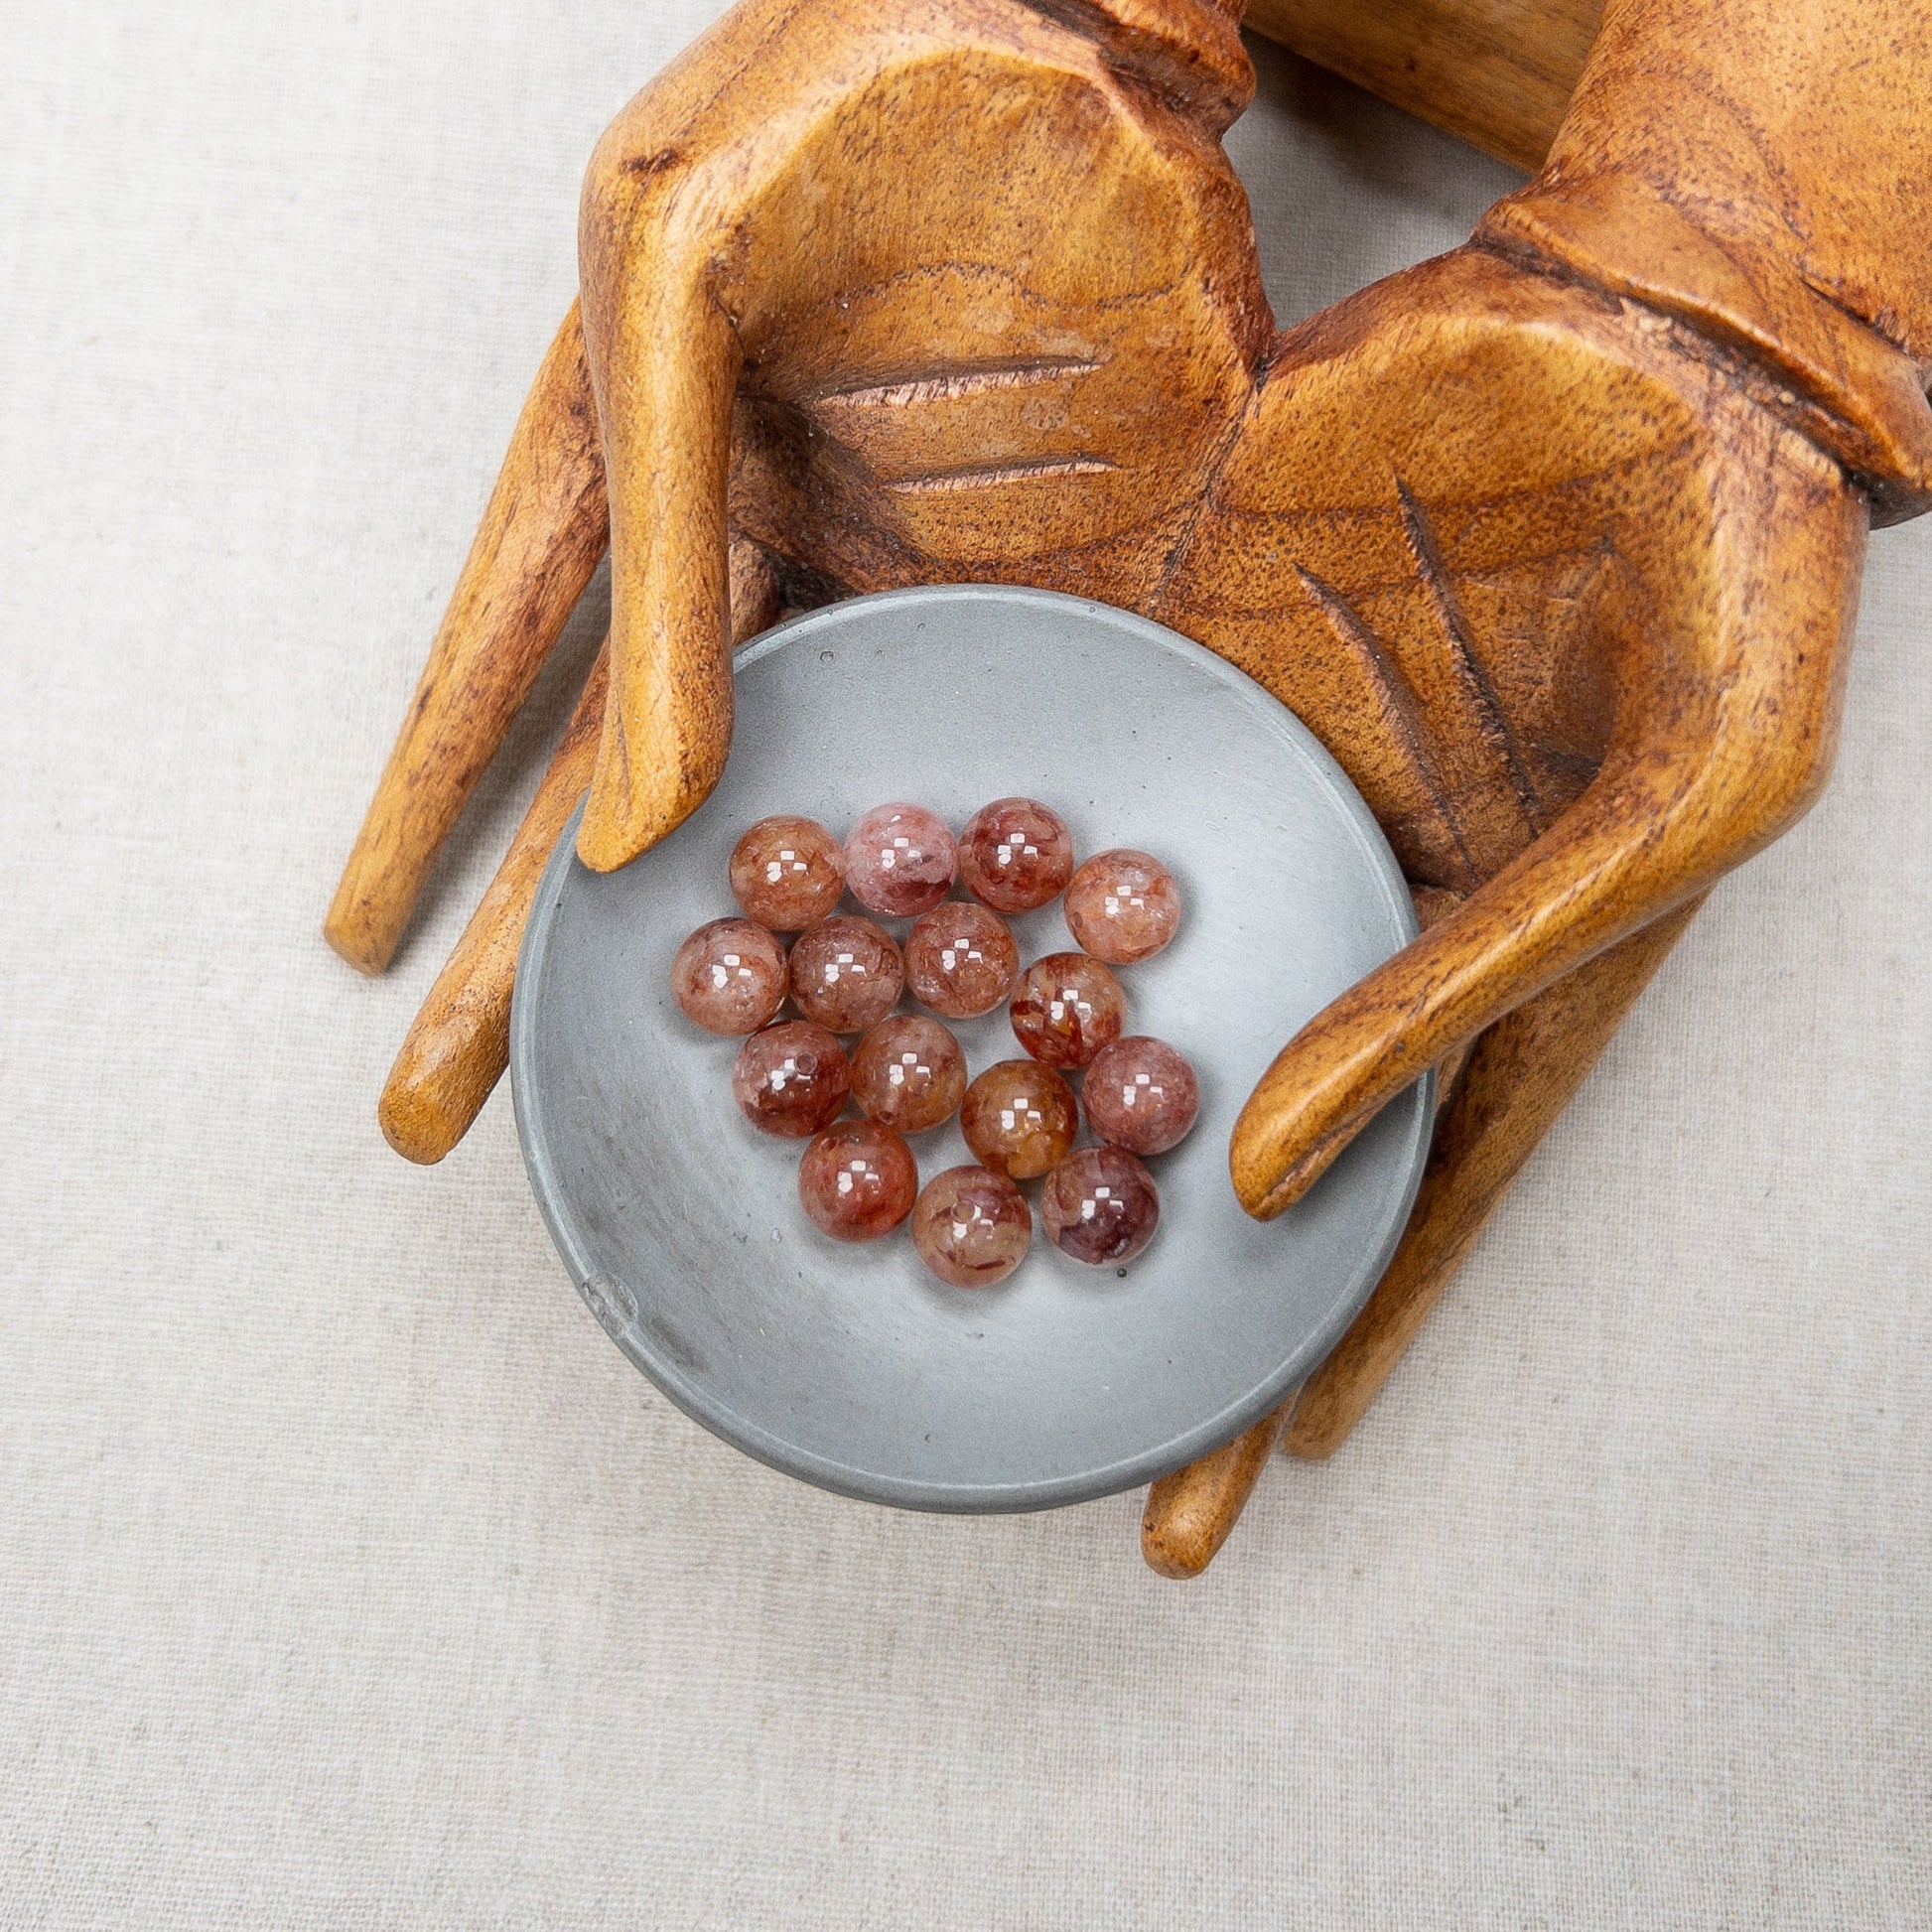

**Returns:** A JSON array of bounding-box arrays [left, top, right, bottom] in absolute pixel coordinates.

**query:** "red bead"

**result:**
[[730, 1021, 851, 1138], [670, 917, 787, 1035], [1062, 848, 1181, 962], [1039, 1147, 1160, 1265], [1082, 1036, 1200, 1156], [798, 1120, 918, 1241], [850, 1016, 967, 1134], [1009, 951, 1125, 1068], [903, 901, 1019, 1018], [844, 803, 957, 917], [958, 797, 1074, 912], [960, 1059, 1078, 1179], [788, 915, 903, 1033], [729, 814, 845, 929], [911, 1167, 1033, 1288]]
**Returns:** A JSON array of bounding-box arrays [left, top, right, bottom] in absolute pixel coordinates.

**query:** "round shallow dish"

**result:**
[[511, 586, 1430, 1512]]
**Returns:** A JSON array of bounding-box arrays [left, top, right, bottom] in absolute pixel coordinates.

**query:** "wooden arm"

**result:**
[[1244, 0, 1600, 172]]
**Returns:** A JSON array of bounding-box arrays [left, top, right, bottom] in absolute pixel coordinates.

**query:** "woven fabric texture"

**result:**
[[2, 4, 1927, 1925]]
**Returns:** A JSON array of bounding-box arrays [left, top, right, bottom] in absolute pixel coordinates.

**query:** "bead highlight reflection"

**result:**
[[960, 1059, 1078, 1179], [730, 814, 846, 929], [904, 901, 1019, 1018], [851, 1016, 967, 1134], [1009, 951, 1126, 1068], [1063, 848, 1181, 962], [1083, 1035, 1200, 1155], [798, 1120, 918, 1241], [844, 803, 957, 917], [1040, 1147, 1160, 1265], [958, 797, 1074, 912], [911, 1166, 1033, 1287], [671, 917, 788, 1035], [731, 1021, 852, 1138], [788, 914, 904, 1033]]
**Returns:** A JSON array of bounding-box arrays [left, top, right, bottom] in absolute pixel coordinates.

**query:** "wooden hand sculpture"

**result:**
[[327, 0, 1932, 1576]]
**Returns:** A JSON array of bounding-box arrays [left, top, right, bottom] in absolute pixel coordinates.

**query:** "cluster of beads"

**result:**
[[671, 799, 1195, 1288]]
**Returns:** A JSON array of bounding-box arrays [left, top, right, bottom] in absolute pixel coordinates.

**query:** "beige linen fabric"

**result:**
[[2, 4, 1928, 1925]]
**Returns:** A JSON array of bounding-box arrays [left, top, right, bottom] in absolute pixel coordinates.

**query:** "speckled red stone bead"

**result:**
[[844, 803, 957, 917], [910, 1166, 1033, 1288], [787, 915, 903, 1033], [1009, 951, 1125, 1069], [670, 917, 788, 1035], [850, 1016, 966, 1135], [958, 797, 1075, 912], [903, 901, 1019, 1019], [1082, 1035, 1200, 1156], [798, 1120, 918, 1241], [1039, 1147, 1160, 1265], [1062, 848, 1181, 963], [959, 1059, 1078, 1180], [729, 814, 846, 930], [730, 1021, 851, 1138]]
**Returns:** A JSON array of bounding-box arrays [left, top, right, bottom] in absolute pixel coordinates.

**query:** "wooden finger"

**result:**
[[1137, 884, 1463, 1574], [377, 644, 610, 1164], [1141, 1399, 1295, 1578], [326, 303, 608, 976], [576, 151, 744, 875], [377, 538, 785, 1164], [1286, 896, 1703, 1457]]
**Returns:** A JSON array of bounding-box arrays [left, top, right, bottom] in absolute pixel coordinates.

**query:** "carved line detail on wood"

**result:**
[[1292, 561, 1483, 890], [802, 356, 1107, 409], [886, 454, 1120, 491], [1394, 475, 1549, 838]]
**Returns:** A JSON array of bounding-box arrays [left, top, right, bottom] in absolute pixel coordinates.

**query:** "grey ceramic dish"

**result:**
[[510, 585, 1431, 1512]]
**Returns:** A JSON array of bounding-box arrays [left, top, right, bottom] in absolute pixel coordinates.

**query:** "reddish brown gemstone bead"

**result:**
[[911, 1166, 1033, 1288], [1009, 951, 1125, 1069], [1082, 1035, 1200, 1156], [787, 915, 903, 1033], [903, 901, 1019, 1019], [1062, 848, 1181, 963], [1039, 1147, 1160, 1266], [729, 814, 845, 930], [850, 1016, 966, 1134], [844, 803, 957, 917], [730, 1021, 851, 1138], [797, 1120, 918, 1242], [960, 1059, 1078, 1180], [670, 917, 788, 1035], [958, 797, 1074, 912]]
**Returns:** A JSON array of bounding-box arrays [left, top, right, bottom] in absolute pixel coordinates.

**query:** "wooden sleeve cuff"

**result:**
[[1478, 179, 1932, 520]]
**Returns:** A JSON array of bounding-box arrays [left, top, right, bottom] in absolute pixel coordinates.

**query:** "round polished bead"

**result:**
[[787, 915, 903, 1033], [844, 803, 957, 917], [959, 1059, 1078, 1180], [730, 1021, 851, 1138], [797, 1120, 918, 1242], [850, 1016, 966, 1135], [729, 814, 846, 930], [670, 917, 788, 1035], [1039, 1147, 1160, 1266], [1009, 951, 1125, 1069], [1082, 1035, 1200, 1156], [911, 1166, 1033, 1289], [903, 901, 1019, 1019], [1062, 848, 1181, 963], [958, 797, 1074, 912]]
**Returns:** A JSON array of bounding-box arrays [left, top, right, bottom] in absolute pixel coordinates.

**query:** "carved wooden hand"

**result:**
[[327, 0, 1932, 1576], [1149, 0, 1932, 1571]]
